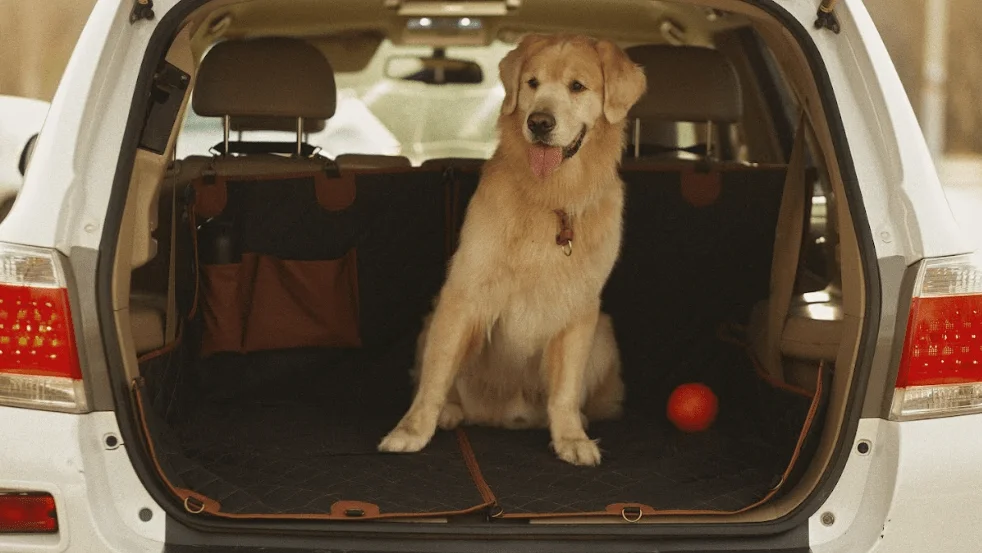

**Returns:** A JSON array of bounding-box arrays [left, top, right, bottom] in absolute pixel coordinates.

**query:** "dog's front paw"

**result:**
[[438, 403, 464, 430], [552, 437, 602, 466], [378, 425, 433, 453]]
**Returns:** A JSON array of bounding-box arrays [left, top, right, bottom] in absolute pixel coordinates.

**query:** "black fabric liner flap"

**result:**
[[136, 344, 493, 519], [133, 161, 828, 521], [136, 336, 825, 520]]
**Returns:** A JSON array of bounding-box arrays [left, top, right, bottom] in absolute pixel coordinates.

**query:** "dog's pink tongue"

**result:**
[[528, 144, 563, 179]]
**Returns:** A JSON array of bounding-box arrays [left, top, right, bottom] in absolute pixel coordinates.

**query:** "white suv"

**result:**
[[1, 0, 979, 552]]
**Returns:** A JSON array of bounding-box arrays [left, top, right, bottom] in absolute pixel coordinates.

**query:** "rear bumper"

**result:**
[[6, 406, 981, 552], [881, 414, 982, 551], [0, 406, 164, 553], [812, 414, 982, 553]]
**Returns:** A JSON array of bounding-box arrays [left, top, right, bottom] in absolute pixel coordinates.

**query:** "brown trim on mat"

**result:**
[[203, 499, 495, 521], [456, 429, 497, 506], [717, 323, 814, 398], [496, 359, 826, 520], [131, 377, 225, 513], [131, 378, 497, 521], [137, 324, 183, 364], [330, 500, 381, 518]]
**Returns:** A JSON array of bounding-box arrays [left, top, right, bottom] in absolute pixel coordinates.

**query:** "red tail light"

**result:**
[[892, 254, 982, 420], [0, 243, 86, 412], [0, 493, 58, 533]]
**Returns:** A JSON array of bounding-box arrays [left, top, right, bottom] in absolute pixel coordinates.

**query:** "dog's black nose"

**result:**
[[527, 112, 556, 137]]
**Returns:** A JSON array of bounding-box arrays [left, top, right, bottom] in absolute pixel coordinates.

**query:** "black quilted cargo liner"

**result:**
[[466, 336, 828, 517], [129, 160, 827, 520], [135, 340, 495, 519], [135, 330, 825, 520]]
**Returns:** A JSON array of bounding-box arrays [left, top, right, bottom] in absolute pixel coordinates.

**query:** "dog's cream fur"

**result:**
[[378, 34, 646, 466]]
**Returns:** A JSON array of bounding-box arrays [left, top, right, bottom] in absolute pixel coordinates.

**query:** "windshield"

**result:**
[[176, 39, 512, 165]]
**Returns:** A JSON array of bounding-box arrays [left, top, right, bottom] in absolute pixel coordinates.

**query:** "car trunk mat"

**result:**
[[134, 340, 495, 519], [464, 334, 826, 517], [136, 329, 824, 520], [132, 161, 816, 520]]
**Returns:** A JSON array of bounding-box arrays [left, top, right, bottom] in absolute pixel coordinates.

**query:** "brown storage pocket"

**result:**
[[199, 251, 361, 356], [200, 260, 255, 357], [242, 251, 361, 352]]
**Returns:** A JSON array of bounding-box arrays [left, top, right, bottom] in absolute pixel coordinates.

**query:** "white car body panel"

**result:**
[[0, 406, 164, 553], [0, 95, 49, 203], [0, 0, 145, 254], [810, 415, 982, 553], [0, 0, 978, 551]]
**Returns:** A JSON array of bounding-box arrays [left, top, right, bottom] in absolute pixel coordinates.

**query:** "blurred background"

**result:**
[[0, 0, 979, 206]]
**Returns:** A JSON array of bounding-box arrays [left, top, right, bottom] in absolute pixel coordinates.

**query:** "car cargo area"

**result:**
[[115, 0, 859, 527], [129, 160, 830, 520]]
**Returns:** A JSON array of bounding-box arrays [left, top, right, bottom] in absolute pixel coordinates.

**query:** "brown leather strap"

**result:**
[[456, 428, 497, 506], [313, 172, 356, 211], [330, 500, 381, 518], [136, 325, 183, 364], [192, 176, 228, 219], [680, 169, 722, 207]]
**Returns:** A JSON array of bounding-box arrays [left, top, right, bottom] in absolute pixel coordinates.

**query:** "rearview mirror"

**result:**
[[385, 55, 483, 85]]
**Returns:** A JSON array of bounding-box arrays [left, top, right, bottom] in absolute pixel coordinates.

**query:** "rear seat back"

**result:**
[[603, 45, 788, 373], [191, 167, 455, 355], [140, 39, 788, 365], [603, 163, 786, 341]]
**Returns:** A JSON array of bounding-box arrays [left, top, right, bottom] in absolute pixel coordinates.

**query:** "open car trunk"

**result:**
[[128, 160, 832, 521]]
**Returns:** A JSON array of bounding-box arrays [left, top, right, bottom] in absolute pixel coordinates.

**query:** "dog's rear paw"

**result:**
[[378, 427, 432, 453], [438, 403, 464, 430], [552, 437, 602, 466]]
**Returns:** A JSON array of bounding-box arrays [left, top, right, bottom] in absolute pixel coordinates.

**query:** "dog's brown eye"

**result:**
[[527, 78, 539, 89], [569, 80, 586, 92]]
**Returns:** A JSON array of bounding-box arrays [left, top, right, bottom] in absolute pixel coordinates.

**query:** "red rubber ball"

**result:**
[[667, 383, 718, 432]]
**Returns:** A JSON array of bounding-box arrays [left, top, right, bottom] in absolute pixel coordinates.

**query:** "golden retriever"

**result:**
[[378, 34, 646, 466]]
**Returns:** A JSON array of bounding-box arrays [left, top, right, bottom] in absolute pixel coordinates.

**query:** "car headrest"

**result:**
[[625, 45, 742, 124], [193, 37, 336, 120]]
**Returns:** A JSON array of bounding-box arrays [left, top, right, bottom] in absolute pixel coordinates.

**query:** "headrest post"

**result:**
[[632, 118, 641, 159], [704, 121, 715, 161], [222, 115, 230, 157], [296, 116, 303, 157]]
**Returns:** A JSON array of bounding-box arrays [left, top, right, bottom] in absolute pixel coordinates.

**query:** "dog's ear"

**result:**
[[595, 40, 647, 124], [499, 34, 549, 116]]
